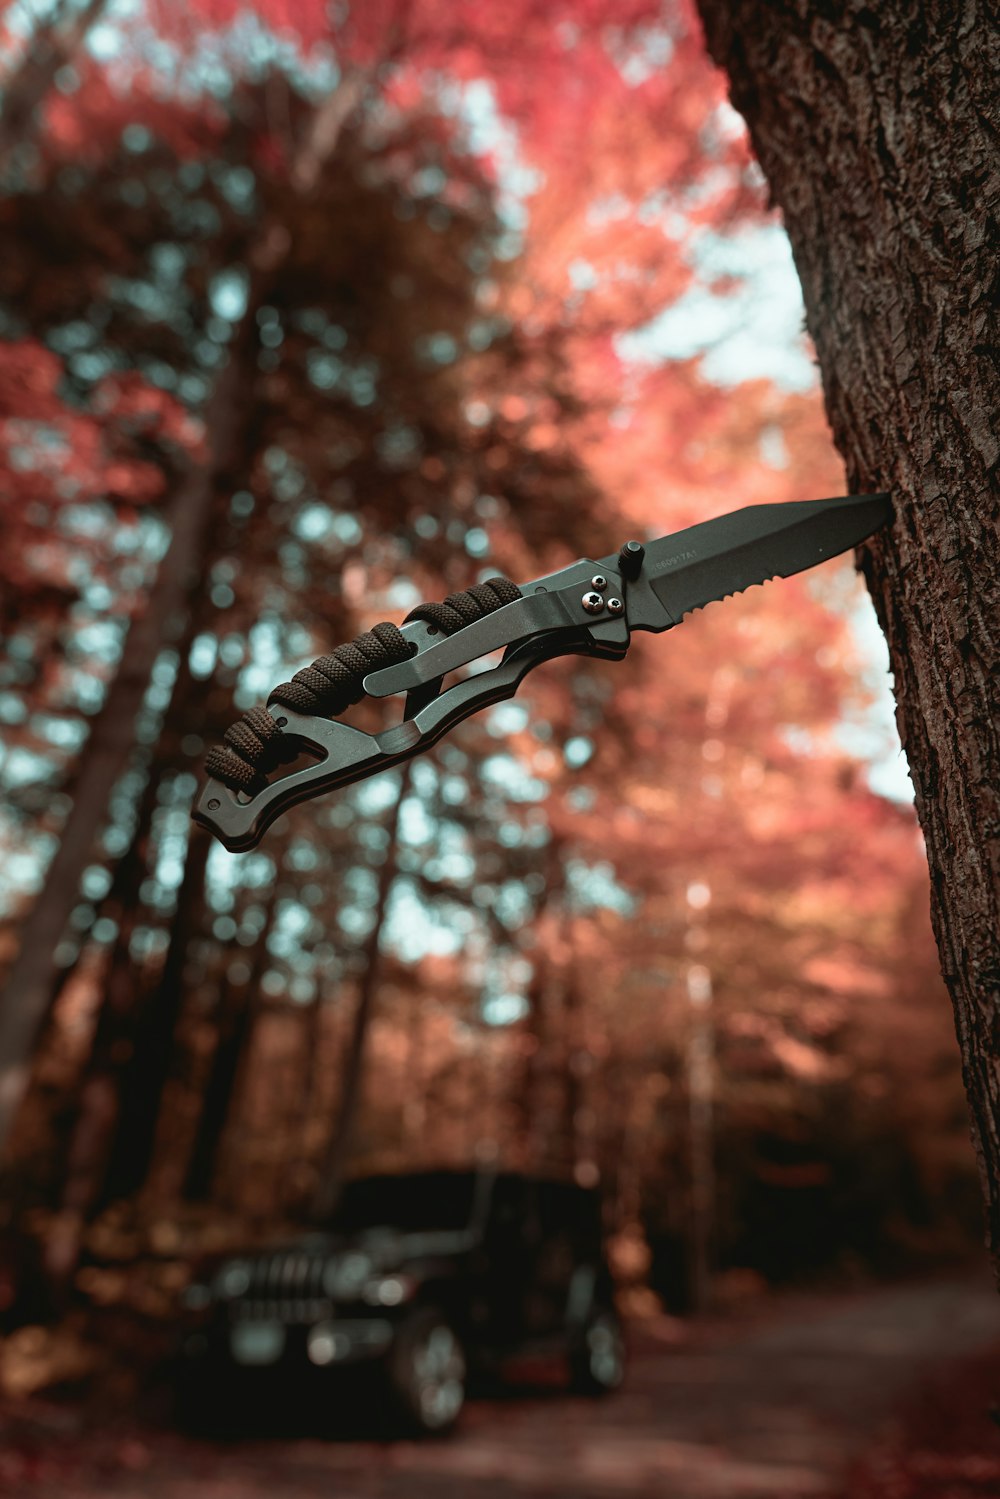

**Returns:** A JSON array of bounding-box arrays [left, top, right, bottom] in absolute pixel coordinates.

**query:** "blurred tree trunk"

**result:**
[[0, 74, 368, 1158], [0, 791, 152, 1207], [39, 764, 164, 1283], [101, 828, 212, 1203], [696, 1, 1000, 1251], [35, 639, 232, 1282], [0, 0, 106, 161], [183, 883, 279, 1201], [291, 991, 326, 1209], [401, 997, 427, 1147], [563, 967, 594, 1180], [311, 766, 411, 1221], [515, 839, 567, 1167], [0, 375, 248, 1154], [517, 947, 548, 1165], [602, 1057, 634, 1230]]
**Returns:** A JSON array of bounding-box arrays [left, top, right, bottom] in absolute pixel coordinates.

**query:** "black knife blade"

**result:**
[[616, 493, 892, 633]]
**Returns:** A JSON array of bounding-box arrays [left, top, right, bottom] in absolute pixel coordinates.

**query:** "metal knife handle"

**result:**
[[192, 629, 622, 851]]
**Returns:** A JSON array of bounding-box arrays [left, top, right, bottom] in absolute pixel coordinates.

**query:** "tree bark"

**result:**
[[695, 2, 1000, 1252]]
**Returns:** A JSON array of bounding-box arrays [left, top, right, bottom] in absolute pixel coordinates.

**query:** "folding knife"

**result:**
[[194, 492, 891, 852]]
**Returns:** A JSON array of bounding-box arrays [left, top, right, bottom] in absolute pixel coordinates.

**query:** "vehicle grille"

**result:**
[[230, 1253, 332, 1324]]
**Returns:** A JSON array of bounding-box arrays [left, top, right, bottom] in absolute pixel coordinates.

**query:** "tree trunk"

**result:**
[[182, 974, 250, 1203], [39, 776, 161, 1285], [695, 1, 1000, 1252], [183, 884, 279, 1202], [311, 766, 412, 1221], [101, 829, 212, 1203]]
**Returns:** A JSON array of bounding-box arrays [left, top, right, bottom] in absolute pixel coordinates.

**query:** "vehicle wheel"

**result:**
[[569, 1306, 626, 1395], [387, 1309, 467, 1435]]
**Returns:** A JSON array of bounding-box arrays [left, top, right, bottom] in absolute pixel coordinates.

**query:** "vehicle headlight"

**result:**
[[307, 1323, 349, 1366], [217, 1260, 251, 1299], [322, 1252, 371, 1300], [363, 1274, 416, 1307]]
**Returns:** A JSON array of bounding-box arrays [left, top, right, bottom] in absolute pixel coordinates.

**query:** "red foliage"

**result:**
[[0, 343, 202, 599]]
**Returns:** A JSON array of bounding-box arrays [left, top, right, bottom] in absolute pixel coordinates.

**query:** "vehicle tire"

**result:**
[[569, 1305, 626, 1396], [386, 1308, 467, 1435]]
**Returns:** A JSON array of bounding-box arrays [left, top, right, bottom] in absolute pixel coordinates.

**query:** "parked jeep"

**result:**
[[176, 1168, 624, 1434]]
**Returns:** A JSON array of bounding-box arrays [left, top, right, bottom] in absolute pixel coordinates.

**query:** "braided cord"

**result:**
[[205, 576, 522, 792], [405, 576, 521, 634]]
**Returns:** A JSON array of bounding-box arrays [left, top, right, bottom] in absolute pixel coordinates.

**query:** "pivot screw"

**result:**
[[590, 574, 608, 591], [581, 591, 605, 614], [606, 596, 624, 615]]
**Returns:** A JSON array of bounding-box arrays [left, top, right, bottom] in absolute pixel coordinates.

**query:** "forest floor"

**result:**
[[3, 1268, 1000, 1499]]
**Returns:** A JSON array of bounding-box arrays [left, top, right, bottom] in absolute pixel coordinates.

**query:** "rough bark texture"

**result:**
[[696, 2, 1000, 1251]]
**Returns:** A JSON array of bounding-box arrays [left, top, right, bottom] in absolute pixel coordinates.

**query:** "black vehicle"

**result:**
[[176, 1168, 624, 1434]]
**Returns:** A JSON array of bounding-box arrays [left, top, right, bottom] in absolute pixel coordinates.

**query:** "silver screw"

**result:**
[[590, 574, 608, 591], [606, 596, 624, 615], [581, 591, 605, 614]]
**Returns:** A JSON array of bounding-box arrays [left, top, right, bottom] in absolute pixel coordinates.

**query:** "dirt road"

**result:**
[[7, 1271, 1000, 1499]]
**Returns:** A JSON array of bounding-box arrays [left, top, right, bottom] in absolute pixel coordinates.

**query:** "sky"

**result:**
[[619, 222, 819, 392]]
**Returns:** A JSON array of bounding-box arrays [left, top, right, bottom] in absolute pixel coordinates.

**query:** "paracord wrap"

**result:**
[[204, 575, 522, 793]]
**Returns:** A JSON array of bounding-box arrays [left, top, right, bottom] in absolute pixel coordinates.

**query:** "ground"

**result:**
[[4, 1269, 1000, 1498]]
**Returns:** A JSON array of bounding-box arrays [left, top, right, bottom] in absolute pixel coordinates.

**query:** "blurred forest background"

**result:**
[[0, 0, 981, 1392]]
